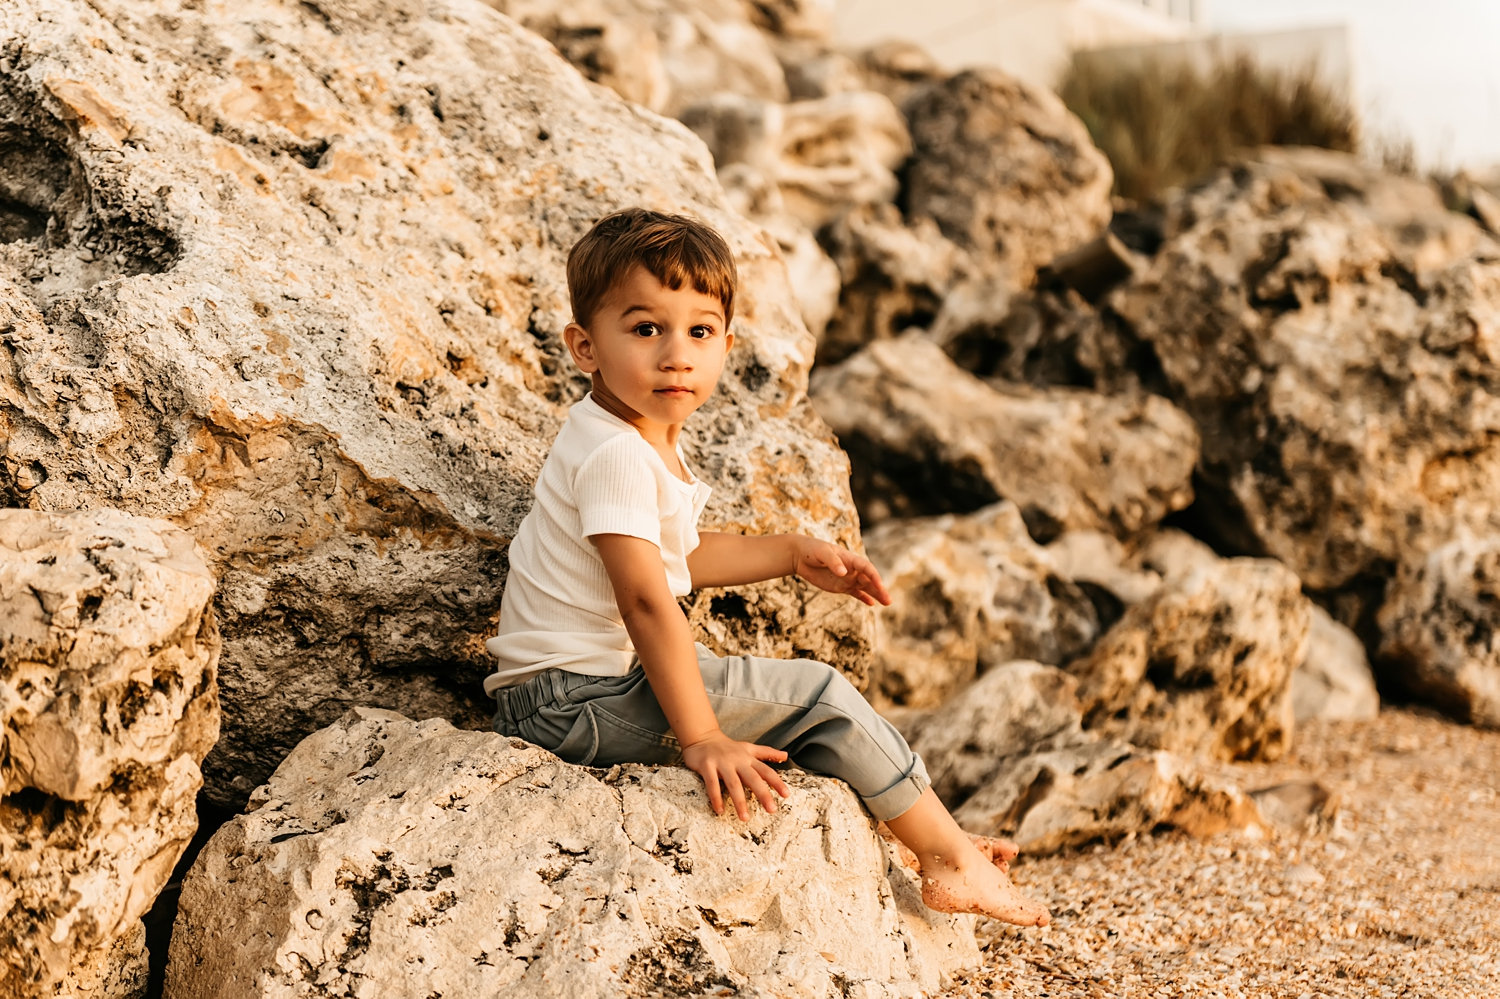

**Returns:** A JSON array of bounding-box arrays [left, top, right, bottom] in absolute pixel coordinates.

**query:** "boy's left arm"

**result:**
[[688, 533, 892, 606]]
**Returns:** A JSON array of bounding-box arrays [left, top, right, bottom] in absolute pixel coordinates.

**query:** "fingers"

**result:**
[[702, 767, 725, 816]]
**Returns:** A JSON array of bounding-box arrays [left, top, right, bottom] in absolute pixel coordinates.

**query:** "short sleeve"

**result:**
[[573, 434, 663, 547]]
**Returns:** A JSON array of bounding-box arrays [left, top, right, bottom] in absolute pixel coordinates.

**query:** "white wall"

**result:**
[[834, 0, 1196, 88]]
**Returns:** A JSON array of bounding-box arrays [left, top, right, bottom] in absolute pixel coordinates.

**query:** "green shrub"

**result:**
[[1059, 53, 1359, 202]]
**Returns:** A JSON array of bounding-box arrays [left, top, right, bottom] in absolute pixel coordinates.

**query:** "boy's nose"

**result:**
[[661, 336, 693, 370]]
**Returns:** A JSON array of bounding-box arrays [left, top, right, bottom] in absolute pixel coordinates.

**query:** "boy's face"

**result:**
[[564, 266, 734, 437]]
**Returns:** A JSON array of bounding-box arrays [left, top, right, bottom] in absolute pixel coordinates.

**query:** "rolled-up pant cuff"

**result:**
[[860, 754, 931, 822]]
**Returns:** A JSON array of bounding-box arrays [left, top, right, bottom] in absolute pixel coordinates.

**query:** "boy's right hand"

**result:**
[[680, 730, 791, 821]]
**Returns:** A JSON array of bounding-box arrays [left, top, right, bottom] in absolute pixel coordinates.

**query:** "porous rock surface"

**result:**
[[815, 202, 976, 366], [164, 708, 979, 999], [863, 503, 1120, 710], [1066, 555, 1311, 763], [0, 507, 218, 998], [1378, 534, 1500, 728], [0, 0, 871, 805], [905, 662, 1263, 857], [811, 333, 1199, 534], [901, 68, 1114, 286], [951, 735, 1264, 858], [1131, 530, 1379, 726], [1114, 148, 1500, 593]]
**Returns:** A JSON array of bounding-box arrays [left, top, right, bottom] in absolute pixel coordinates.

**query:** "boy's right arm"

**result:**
[[592, 533, 790, 820]]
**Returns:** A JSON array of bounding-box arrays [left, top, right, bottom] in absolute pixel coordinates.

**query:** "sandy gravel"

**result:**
[[943, 708, 1500, 999]]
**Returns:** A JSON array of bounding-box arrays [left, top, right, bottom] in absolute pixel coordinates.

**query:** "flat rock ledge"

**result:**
[[164, 708, 979, 999]]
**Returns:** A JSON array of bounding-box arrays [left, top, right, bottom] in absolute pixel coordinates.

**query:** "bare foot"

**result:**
[[970, 834, 1019, 872], [920, 859, 1050, 927], [878, 825, 1019, 874]]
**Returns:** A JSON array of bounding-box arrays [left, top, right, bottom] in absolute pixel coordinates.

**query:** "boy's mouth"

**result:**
[[656, 386, 693, 395]]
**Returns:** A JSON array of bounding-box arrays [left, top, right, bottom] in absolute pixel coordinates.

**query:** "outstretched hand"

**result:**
[[680, 730, 791, 821], [791, 537, 892, 607]]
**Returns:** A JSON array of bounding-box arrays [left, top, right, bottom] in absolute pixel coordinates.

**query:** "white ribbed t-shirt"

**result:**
[[483, 394, 711, 693]]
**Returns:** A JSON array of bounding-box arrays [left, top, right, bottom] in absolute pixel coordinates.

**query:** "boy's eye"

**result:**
[[690, 325, 715, 339], [632, 322, 661, 337]]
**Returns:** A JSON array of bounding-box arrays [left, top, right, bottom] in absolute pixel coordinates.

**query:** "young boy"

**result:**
[[485, 208, 1049, 927]]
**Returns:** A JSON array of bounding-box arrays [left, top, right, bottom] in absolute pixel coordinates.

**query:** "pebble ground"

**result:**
[[944, 708, 1500, 999]]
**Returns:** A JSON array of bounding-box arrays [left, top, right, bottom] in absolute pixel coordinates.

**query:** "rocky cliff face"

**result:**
[[0, 0, 871, 808]]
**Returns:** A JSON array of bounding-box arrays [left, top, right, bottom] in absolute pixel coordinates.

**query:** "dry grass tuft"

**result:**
[[1060, 54, 1359, 202]]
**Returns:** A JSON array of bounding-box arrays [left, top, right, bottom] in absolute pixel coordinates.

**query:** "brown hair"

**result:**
[[566, 208, 737, 329]]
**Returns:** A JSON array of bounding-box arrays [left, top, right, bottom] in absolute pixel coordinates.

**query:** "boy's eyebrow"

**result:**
[[619, 303, 725, 321]]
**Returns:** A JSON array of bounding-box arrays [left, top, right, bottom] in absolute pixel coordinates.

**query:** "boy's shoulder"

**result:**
[[547, 396, 659, 482]]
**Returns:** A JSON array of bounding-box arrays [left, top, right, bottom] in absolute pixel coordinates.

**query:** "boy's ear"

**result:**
[[563, 322, 599, 373]]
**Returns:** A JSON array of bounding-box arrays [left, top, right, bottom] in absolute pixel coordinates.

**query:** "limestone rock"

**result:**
[[908, 661, 1084, 805], [1293, 603, 1380, 723], [717, 163, 842, 341], [681, 89, 911, 231], [815, 203, 974, 365], [0, 508, 218, 998], [810, 334, 1199, 535], [163, 708, 979, 999], [1113, 149, 1500, 592], [864, 504, 1122, 709], [493, 0, 789, 117], [1378, 534, 1500, 728], [0, 0, 870, 805], [952, 737, 1264, 856], [1067, 557, 1311, 762], [901, 68, 1114, 286]]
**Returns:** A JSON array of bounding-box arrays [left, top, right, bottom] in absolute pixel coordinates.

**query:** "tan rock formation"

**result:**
[[0, 508, 218, 998], [0, 0, 870, 805], [864, 503, 1119, 709], [810, 334, 1199, 534], [816, 202, 975, 365], [163, 708, 980, 999], [1067, 556, 1311, 762], [952, 737, 1264, 857], [901, 68, 1114, 286], [1293, 603, 1380, 723], [1114, 149, 1500, 592], [908, 660, 1084, 805], [902, 661, 1263, 856], [1378, 534, 1500, 729]]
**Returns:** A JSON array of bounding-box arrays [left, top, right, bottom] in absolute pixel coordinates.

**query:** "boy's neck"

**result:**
[[589, 382, 682, 451]]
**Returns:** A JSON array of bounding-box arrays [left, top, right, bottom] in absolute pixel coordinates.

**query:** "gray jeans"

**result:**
[[491, 644, 930, 821]]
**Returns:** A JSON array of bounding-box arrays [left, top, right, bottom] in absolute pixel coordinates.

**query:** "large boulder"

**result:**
[[904, 662, 1263, 856], [810, 333, 1199, 535], [164, 708, 980, 999], [1378, 534, 1500, 728], [0, 508, 218, 998], [863, 503, 1122, 710], [1113, 149, 1500, 592], [951, 737, 1263, 857], [0, 0, 870, 805], [900, 68, 1114, 286], [1066, 555, 1311, 762]]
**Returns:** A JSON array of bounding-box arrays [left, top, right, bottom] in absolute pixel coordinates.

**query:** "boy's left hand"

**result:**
[[791, 538, 892, 607]]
